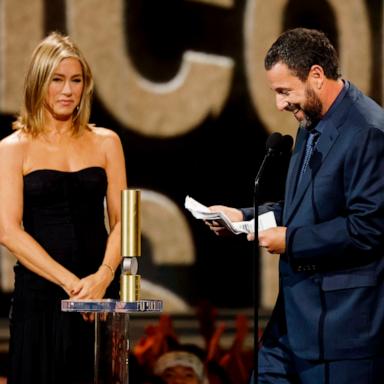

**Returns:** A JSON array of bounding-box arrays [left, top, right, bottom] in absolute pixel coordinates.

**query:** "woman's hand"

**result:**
[[71, 267, 113, 300], [61, 274, 81, 297], [70, 267, 114, 322]]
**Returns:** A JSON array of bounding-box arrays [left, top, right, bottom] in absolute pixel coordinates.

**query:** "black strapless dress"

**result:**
[[8, 167, 119, 384]]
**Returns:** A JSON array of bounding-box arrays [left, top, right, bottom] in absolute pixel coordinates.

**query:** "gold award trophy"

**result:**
[[120, 189, 141, 302]]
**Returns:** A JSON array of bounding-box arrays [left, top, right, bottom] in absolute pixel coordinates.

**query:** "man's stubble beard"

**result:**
[[299, 85, 323, 130]]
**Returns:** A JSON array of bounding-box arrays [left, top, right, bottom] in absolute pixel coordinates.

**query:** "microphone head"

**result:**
[[266, 132, 283, 152], [281, 134, 294, 154]]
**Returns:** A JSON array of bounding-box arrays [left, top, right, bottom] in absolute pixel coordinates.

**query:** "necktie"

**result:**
[[299, 130, 319, 183]]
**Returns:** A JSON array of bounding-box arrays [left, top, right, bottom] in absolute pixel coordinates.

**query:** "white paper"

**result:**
[[258, 211, 277, 231], [185, 196, 277, 235]]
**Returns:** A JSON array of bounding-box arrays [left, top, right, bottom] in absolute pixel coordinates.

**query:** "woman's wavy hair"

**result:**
[[13, 31, 94, 136]]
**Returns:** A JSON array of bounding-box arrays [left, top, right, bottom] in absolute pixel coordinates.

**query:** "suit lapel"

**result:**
[[283, 128, 308, 222]]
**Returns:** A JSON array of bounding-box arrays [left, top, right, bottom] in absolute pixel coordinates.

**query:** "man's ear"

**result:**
[[308, 65, 325, 90]]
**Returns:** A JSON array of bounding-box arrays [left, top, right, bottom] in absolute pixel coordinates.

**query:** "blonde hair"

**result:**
[[13, 31, 94, 136]]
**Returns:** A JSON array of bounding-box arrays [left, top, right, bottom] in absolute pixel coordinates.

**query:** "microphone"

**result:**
[[265, 132, 283, 154], [280, 134, 294, 155], [255, 133, 283, 193]]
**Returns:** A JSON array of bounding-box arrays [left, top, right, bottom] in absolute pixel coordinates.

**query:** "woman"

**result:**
[[0, 32, 127, 383]]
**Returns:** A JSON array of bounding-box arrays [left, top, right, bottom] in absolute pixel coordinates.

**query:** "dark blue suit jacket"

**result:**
[[258, 83, 384, 361]]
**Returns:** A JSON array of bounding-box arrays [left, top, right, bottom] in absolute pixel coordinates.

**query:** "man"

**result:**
[[207, 28, 384, 383]]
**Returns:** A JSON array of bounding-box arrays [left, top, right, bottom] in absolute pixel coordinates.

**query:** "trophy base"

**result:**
[[61, 299, 162, 383]]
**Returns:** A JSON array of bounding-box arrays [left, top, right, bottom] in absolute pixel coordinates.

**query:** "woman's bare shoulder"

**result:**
[[0, 130, 29, 151], [87, 126, 122, 149], [0, 131, 30, 172], [88, 125, 120, 139]]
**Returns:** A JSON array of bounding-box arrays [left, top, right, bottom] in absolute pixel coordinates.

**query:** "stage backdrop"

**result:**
[[0, 0, 382, 312]]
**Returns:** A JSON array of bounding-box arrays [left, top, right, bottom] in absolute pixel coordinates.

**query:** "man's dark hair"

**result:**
[[264, 28, 341, 81]]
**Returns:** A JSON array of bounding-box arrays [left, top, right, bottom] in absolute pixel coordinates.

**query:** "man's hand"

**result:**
[[205, 205, 243, 236], [247, 226, 287, 254]]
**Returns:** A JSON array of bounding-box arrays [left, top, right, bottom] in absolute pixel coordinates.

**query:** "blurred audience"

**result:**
[[132, 302, 254, 384]]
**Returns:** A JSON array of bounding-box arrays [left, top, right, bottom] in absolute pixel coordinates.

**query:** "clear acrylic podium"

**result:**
[[62, 298, 163, 383], [61, 189, 161, 383]]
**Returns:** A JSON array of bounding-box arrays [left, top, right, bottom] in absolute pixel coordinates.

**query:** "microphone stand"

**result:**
[[251, 134, 293, 382], [251, 132, 285, 382], [253, 190, 260, 382], [253, 153, 269, 382]]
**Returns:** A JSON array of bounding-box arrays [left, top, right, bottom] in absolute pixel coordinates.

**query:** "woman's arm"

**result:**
[[0, 135, 80, 296]]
